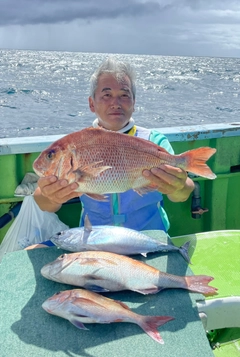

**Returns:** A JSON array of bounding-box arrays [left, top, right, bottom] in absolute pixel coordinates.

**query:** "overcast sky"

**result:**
[[0, 0, 240, 57]]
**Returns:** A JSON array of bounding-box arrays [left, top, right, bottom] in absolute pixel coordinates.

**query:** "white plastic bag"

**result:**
[[0, 195, 69, 261]]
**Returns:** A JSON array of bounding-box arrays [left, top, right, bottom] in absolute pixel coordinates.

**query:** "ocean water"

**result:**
[[0, 49, 239, 139]]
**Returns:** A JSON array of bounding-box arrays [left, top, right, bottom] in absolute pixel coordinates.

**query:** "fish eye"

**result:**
[[46, 150, 55, 160], [56, 231, 62, 236], [59, 254, 66, 259]]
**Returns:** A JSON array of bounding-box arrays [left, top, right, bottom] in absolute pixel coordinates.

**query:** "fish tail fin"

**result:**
[[179, 241, 192, 264], [139, 315, 174, 344], [185, 275, 218, 296], [180, 147, 217, 179]]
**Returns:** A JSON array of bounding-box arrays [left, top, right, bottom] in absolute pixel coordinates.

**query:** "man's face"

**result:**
[[89, 73, 135, 131]]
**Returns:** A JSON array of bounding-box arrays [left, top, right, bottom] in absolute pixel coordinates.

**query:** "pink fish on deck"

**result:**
[[33, 127, 216, 200], [42, 289, 174, 344], [41, 251, 218, 297]]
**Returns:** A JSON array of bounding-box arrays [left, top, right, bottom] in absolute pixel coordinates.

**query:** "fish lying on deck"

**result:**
[[41, 251, 218, 296], [42, 289, 174, 344], [33, 127, 216, 201], [50, 215, 191, 263]]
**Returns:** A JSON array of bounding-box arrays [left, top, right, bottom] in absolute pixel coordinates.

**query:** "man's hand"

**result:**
[[142, 164, 194, 202], [34, 176, 82, 212]]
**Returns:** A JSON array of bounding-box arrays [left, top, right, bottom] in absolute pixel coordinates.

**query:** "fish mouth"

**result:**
[[42, 301, 51, 313], [41, 254, 77, 281], [33, 167, 44, 177], [41, 265, 51, 279], [40, 264, 62, 281], [42, 300, 61, 314]]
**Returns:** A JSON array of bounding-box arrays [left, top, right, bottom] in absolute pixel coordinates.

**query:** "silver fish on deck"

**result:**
[[33, 127, 216, 201], [41, 251, 218, 296], [50, 215, 191, 263], [42, 289, 174, 344]]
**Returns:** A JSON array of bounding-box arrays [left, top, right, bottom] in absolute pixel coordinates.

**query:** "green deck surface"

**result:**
[[172, 230, 240, 357], [0, 233, 214, 357]]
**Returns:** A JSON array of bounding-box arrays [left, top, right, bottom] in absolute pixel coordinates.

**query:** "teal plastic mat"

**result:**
[[0, 242, 214, 357]]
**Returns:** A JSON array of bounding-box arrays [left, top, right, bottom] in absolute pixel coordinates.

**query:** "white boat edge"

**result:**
[[197, 296, 240, 331], [0, 122, 240, 155]]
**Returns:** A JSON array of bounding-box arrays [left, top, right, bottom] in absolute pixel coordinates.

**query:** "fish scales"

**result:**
[[50, 215, 191, 263], [73, 129, 164, 192], [33, 128, 216, 197], [42, 288, 174, 344], [41, 251, 218, 296]]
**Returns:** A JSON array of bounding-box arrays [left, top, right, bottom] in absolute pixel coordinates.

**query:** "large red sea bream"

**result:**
[[33, 127, 216, 200]]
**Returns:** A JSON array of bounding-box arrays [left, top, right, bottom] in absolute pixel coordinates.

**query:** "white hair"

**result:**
[[89, 57, 136, 99]]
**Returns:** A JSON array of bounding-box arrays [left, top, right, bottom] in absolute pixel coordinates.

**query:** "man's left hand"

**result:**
[[142, 164, 194, 202]]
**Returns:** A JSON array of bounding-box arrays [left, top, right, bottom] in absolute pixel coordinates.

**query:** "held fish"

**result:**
[[50, 215, 191, 263], [33, 128, 216, 201], [41, 251, 218, 296], [42, 289, 174, 344]]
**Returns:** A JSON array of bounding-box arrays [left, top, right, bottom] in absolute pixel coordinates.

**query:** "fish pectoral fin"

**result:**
[[82, 274, 111, 292], [84, 283, 110, 293], [70, 318, 89, 330], [134, 185, 158, 196], [74, 161, 112, 179]]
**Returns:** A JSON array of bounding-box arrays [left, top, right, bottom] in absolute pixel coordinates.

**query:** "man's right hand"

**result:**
[[34, 176, 82, 212]]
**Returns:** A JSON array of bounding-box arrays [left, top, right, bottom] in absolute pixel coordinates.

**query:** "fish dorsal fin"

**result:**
[[84, 214, 92, 231], [83, 215, 92, 244]]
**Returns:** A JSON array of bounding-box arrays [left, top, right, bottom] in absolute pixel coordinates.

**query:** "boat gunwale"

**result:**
[[0, 122, 240, 155]]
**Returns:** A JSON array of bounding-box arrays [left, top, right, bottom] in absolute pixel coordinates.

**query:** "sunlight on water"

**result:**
[[0, 50, 239, 138]]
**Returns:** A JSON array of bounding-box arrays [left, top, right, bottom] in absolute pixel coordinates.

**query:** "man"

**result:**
[[34, 57, 194, 231]]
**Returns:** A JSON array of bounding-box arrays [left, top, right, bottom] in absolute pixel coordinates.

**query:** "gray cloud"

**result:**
[[1, 0, 239, 27], [0, 0, 173, 26], [0, 0, 239, 57]]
